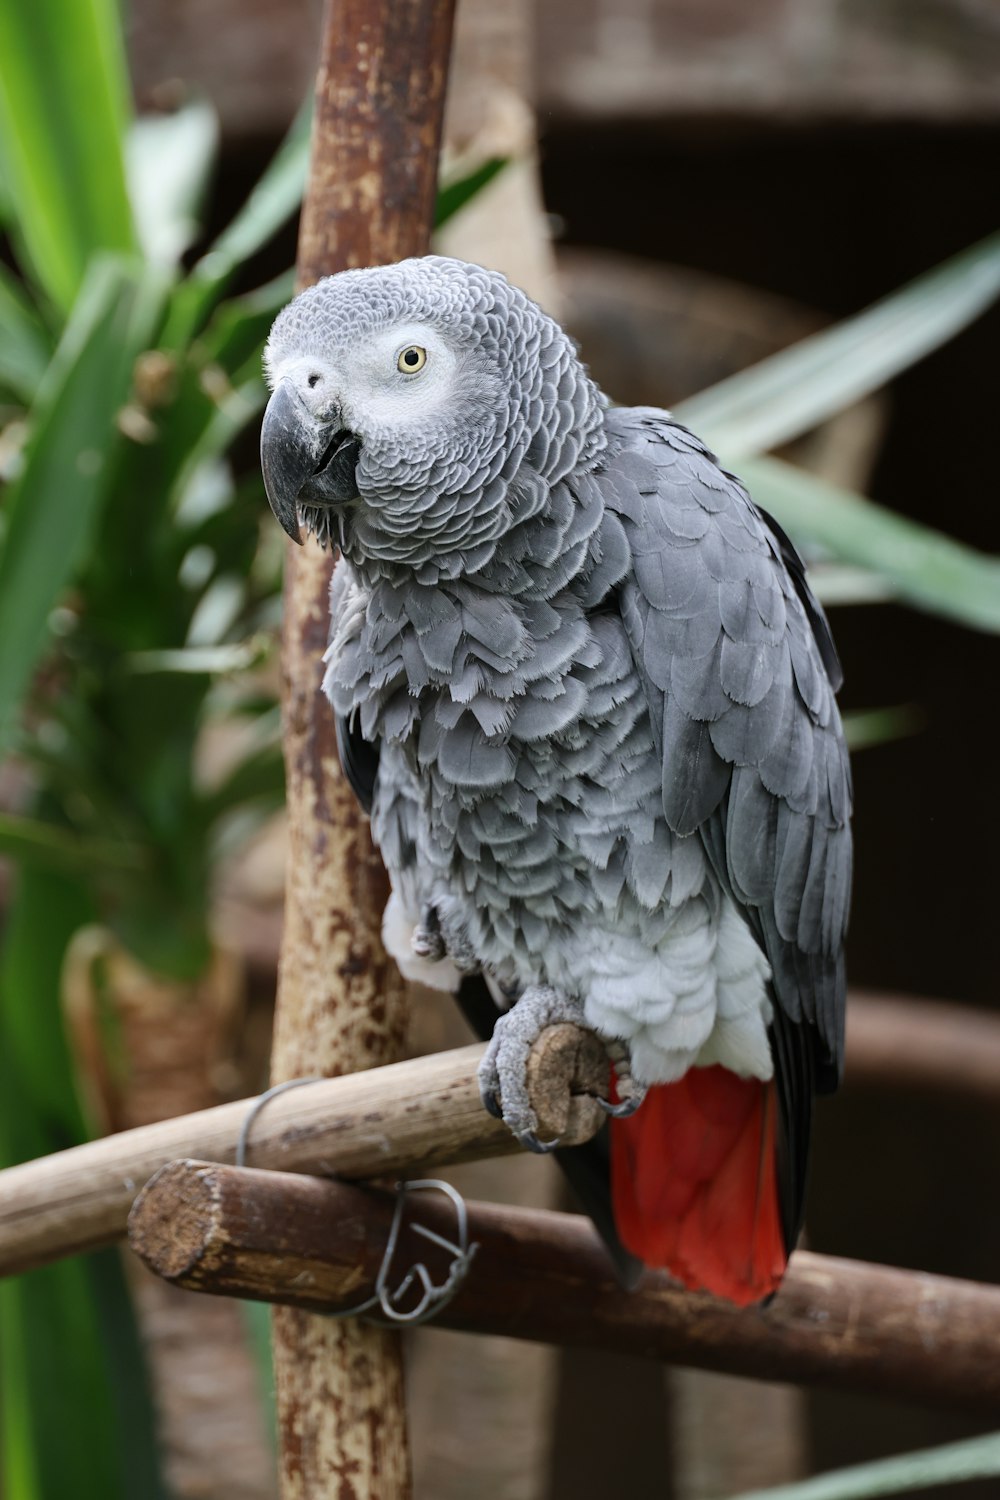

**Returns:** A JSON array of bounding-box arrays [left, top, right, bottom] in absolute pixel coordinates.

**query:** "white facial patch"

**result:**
[[343, 323, 459, 435]]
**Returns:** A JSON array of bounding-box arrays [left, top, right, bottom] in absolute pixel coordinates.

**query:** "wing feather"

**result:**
[[605, 408, 852, 1242]]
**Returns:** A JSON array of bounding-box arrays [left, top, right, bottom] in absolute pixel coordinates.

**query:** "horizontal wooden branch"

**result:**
[[846, 991, 1000, 1100], [129, 1158, 1000, 1418], [0, 1025, 606, 1278]]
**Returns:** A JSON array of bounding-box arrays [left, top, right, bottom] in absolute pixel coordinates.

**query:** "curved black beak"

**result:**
[[260, 382, 322, 544]]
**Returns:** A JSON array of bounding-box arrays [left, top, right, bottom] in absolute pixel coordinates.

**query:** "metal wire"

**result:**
[[331, 1177, 479, 1326], [236, 1077, 478, 1325], [235, 1076, 323, 1168]]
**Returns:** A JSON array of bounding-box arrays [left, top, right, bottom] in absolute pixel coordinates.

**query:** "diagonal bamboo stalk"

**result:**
[[128, 1161, 1000, 1420], [274, 1, 456, 1495]]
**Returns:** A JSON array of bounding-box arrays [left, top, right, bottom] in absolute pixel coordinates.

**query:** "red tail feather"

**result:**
[[610, 1066, 787, 1305]]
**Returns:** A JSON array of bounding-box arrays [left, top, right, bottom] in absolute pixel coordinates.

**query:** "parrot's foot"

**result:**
[[600, 1041, 648, 1119], [477, 988, 646, 1152], [411, 905, 446, 961], [414, 901, 480, 974], [478, 986, 579, 1151]]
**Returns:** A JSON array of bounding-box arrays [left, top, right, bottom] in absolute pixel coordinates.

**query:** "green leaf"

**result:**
[[0, 865, 93, 1124], [0, 814, 144, 877], [126, 100, 219, 267], [197, 739, 285, 828], [676, 232, 1000, 458], [842, 704, 921, 752], [435, 157, 508, 228], [808, 565, 896, 608], [0, 256, 168, 752], [165, 374, 269, 520], [199, 96, 312, 281], [0, 0, 136, 312], [126, 639, 271, 675], [727, 1431, 1000, 1500], [0, 264, 52, 403], [0, 1255, 167, 1500], [163, 98, 312, 347], [195, 269, 296, 381], [0, 866, 166, 1499], [735, 454, 1000, 633], [0, 1263, 121, 1500]]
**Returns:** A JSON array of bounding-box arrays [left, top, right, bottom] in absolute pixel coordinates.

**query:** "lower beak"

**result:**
[[260, 382, 323, 544]]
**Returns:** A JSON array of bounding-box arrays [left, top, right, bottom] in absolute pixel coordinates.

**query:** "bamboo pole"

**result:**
[[276, 1, 456, 1494], [129, 1161, 1000, 1419], [0, 1027, 605, 1278]]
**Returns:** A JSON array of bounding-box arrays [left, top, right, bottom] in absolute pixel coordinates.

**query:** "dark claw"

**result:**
[[480, 1086, 503, 1120], [517, 1130, 561, 1155], [596, 1091, 646, 1120]]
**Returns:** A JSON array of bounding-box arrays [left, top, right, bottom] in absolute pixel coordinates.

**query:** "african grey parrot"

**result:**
[[260, 256, 851, 1305]]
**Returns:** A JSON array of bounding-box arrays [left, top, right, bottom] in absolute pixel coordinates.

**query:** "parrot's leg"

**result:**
[[477, 986, 647, 1153]]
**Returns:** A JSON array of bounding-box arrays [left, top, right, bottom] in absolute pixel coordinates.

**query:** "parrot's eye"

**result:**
[[397, 345, 427, 373]]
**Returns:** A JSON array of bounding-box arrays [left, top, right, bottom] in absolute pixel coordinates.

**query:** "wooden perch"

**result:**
[[129, 1159, 1000, 1420], [0, 1025, 606, 1278], [846, 991, 1000, 1100]]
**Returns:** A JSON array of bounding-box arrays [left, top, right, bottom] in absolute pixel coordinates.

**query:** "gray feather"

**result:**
[[604, 407, 851, 1077]]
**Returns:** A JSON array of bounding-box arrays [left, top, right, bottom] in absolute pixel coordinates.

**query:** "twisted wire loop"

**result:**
[[354, 1177, 479, 1326], [236, 1078, 479, 1326]]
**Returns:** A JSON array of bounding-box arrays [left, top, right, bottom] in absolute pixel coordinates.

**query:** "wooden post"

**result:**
[[411, 5, 564, 1495], [274, 2, 456, 1495], [128, 1163, 1000, 1420]]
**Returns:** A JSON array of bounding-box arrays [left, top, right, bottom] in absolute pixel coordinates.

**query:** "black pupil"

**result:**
[[404, 349, 420, 366]]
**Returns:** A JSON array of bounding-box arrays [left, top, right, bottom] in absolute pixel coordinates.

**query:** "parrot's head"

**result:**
[[261, 256, 604, 572]]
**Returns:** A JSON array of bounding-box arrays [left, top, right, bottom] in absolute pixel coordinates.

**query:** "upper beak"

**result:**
[[260, 381, 324, 544]]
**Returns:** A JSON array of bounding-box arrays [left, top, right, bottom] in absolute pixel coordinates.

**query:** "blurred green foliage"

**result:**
[[728, 1429, 1000, 1499], [0, 0, 306, 1487]]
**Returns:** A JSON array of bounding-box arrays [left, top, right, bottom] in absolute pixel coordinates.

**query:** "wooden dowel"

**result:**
[[0, 1025, 606, 1278], [129, 1159, 1000, 1419], [846, 991, 1000, 1099]]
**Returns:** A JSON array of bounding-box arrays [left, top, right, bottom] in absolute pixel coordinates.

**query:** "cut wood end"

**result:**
[[129, 1158, 222, 1281], [526, 1023, 608, 1147]]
